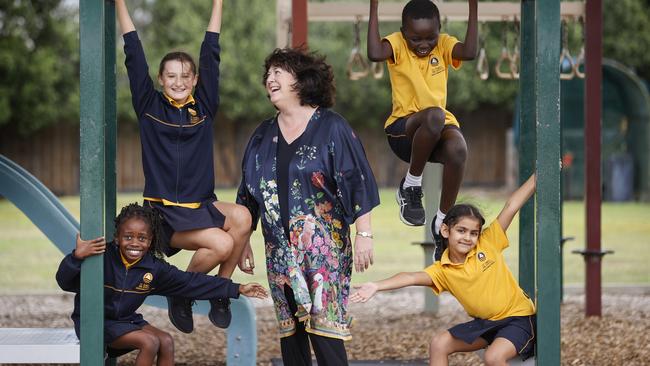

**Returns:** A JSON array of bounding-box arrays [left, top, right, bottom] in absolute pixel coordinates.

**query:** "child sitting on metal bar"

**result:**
[[56, 203, 267, 365], [367, 0, 477, 260], [352, 175, 537, 365], [115, 0, 255, 333]]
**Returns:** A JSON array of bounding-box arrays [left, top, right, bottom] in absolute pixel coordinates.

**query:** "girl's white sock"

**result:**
[[434, 209, 446, 234], [403, 172, 422, 189]]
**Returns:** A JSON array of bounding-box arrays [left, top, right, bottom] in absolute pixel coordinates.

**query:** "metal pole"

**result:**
[[518, 0, 536, 299], [292, 0, 308, 48], [79, 0, 106, 363], [105, 0, 116, 239], [422, 164, 441, 314], [584, 0, 603, 317], [535, 0, 562, 364]]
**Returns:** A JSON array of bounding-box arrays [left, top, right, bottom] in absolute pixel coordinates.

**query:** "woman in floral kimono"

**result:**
[[237, 48, 380, 365]]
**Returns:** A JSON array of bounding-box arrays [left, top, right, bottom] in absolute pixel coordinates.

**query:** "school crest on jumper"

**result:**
[[188, 108, 201, 124], [135, 272, 153, 291], [143, 272, 153, 283]]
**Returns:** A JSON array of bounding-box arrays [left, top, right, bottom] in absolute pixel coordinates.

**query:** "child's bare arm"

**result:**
[[238, 283, 268, 299], [73, 233, 106, 260], [207, 0, 223, 33], [115, 0, 136, 35], [497, 174, 536, 231], [451, 0, 478, 60], [367, 0, 393, 61], [351, 271, 432, 303]]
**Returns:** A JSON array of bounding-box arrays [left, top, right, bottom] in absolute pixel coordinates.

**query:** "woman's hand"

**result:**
[[238, 238, 255, 275], [74, 233, 106, 260], [239, 283, 269, 299], [353, 234, 374, 273], [350, 282, 378, 303]]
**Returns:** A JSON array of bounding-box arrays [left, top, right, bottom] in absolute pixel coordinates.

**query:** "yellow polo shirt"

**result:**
[[424, 220, 536, 320], [383, 32, 461, 129]]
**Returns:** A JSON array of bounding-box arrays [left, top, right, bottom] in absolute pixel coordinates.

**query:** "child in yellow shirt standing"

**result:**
[[352, 174, 537, 365], [368, 0, 477, 260]]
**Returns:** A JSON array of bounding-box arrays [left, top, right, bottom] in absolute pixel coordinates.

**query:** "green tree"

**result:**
[[603, 0, 650, 80], [0, 0, 79, 135]]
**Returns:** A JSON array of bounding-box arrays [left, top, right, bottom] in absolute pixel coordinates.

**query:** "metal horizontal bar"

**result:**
[[306, 1, 584, 22]]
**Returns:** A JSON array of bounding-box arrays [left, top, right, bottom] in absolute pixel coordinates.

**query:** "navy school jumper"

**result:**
[[123, 30, 220, 204], [56, 243, 240, 341]]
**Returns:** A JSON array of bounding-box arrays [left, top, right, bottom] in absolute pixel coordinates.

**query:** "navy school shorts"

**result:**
[[449, 315, 536, 360], [145, 196, 226, 257], [384, 116, 461, 163], [105, 316, 149, 345]]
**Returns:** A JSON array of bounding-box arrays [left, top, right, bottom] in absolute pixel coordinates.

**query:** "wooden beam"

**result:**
[[306, 1, 584, 22]]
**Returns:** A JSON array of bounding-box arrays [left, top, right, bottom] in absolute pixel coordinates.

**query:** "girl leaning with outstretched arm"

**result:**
[[352, 174, 537, 366]]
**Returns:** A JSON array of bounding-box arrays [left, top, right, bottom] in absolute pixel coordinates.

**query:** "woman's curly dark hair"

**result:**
[[114, 203, 166, 260], [262, 47, 335, 108]]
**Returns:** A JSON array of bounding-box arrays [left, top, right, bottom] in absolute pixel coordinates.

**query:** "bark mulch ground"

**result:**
[[1, 287, 648, 365]]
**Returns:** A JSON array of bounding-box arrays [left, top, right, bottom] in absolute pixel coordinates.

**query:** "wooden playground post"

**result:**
[[534, 0, 562, 365], [584, 0, 604, 317], [79, 0, 115, 363], [292, 0, 308, 48]]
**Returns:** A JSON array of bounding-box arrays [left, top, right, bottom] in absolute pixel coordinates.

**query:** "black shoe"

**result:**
[[208, 298, 232, 329], [432, 230, 447, 262], [167, 296, 194, 333], [396, 178, 425, 226]]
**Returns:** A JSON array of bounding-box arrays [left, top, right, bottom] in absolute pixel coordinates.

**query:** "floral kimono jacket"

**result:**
[[237, 108, 379, 340]]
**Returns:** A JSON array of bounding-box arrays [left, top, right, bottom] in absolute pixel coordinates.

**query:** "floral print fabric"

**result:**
[[237, 108, 379, 340]]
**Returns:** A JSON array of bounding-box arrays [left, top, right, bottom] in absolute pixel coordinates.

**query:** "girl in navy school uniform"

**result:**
[[116, 0, 255, 333], [56, 203, 268, 366]]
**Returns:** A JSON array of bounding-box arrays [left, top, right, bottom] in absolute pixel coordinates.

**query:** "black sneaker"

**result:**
[[208, 298, 232, 329], [432, 230, 447, 262], [167, 296, 194, 333], [396, 178, 425, 226]]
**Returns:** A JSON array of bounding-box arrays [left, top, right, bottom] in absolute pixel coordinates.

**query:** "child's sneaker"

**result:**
[[396, 178, 425, 226], [167, 296, 194, 333], [208, 298, 232, 329], [432, 230, 447, 262]]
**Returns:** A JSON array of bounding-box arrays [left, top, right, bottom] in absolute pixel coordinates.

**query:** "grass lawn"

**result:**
[[0, 188, 648, 294]]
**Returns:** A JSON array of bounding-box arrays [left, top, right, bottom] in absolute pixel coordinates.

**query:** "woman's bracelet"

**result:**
[[356, 231, 373, 239]]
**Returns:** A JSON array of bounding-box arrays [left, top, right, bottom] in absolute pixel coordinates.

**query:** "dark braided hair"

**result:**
[[402, 0, 441, 27], [114, 203, 166, 260], [432, 203, 486, 250]]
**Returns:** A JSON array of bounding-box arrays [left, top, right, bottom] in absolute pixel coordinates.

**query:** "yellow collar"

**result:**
[[120, 250, 142, 269], [163, 93, 195, 109]]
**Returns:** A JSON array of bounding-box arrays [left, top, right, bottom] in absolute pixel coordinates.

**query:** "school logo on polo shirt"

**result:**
[[429, 56, 444, 76], [477, 252, 486, 261]]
